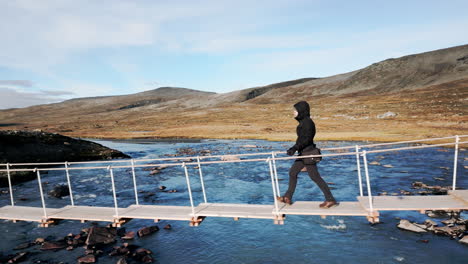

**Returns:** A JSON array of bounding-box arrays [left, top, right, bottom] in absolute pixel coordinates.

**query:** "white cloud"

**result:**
[[0, 80, 33, 87], [0, 87, 73, 109]]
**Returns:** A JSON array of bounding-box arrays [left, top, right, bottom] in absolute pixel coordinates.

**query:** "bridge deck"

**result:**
[[0, 206, 61, 222], [278, 201, 369, 216], [120, 205, 195, 221], [357, 193, 468, 211], [195, 203, 276, 219], [449, 190, 468, 204], [1, 191, 467, 226]]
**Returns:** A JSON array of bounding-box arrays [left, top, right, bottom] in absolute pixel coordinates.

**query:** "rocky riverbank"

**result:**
[[0, 223, 165, 263], [0, 130, 130, 187]]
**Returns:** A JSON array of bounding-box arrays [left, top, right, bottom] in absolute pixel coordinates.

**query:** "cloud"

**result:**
[[0, 87, 74, 109], [0, 80, 33, 87]]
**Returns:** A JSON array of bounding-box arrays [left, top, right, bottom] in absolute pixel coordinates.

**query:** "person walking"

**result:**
[[277, 101, 338, 208]]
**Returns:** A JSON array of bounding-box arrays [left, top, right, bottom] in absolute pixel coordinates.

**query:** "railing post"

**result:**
[[6, 163, 14, 206], [355, 145, 363, 196], [183, 163, 196, 216], [107, 166, 119, 218], [267, 158, 280, 216], [130, 159, 139, 205], [197, 157, 208, 204], [452, 135, 460, 190], [36, 169, 48, 219], [361, 151, 373, 212], [271, 152, 281, 197], [64, 162, 74, 206]]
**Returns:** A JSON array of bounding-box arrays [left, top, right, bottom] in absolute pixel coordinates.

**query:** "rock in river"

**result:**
[[0, 130, 130, 187], [85, 227, 117, 246], [48, 184, 70, 198], [397, 220, 427, 233]]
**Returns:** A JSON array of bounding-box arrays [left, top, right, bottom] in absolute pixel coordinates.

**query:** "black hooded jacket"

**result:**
[[290, 101, 316, 154]]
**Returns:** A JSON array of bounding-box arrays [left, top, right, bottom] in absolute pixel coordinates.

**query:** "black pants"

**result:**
[[284, 160, 336, 202]]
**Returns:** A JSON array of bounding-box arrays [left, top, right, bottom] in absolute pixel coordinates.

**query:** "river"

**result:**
[[0, 139, 467, 263]]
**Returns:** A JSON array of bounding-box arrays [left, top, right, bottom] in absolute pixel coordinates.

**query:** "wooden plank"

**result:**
[[357, 195, 468, 211], [0, 206, 61, 222], [119, 205, 195, 221], [449, 190, 468, 204], [279, 201, 369, 216], [195, 203, 276, 219], [47, 205, 129, 222]]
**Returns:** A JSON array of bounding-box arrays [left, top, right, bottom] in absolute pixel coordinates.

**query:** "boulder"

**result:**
[[164, 224, 172, 230], [377, 111, 398, 119], [137, 226, 159, 237], [85, 227, 117, 246], [40, 241, 67, 251], [0, 130, 130, 187], [48, 184, 70, 198], [397, 220, 427, 233], [7, 252, 28, 263], [14, 242, 34, 250], [121, 231, 135, 240], [117, 258, 128, 264], [77, 254, 96, 263], [459, 236, 468, 245]]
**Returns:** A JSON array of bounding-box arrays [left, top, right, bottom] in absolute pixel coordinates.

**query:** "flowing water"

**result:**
[[0, 139, 467, 263]]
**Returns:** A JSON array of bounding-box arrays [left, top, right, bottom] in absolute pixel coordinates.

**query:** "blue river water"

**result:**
[[0, 139, 467, 263]]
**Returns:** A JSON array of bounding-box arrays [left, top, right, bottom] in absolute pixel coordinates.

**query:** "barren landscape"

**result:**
[[1, 45, 467, 143]]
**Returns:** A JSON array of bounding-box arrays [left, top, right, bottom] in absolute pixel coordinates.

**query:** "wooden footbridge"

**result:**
[[0, 135, 467, 227]]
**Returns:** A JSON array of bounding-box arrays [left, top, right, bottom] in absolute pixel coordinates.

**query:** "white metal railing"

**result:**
[[1, 135, 466, 220]]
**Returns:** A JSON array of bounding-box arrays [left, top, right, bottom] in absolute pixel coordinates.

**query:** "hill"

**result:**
[[0, 45, 467, 142]]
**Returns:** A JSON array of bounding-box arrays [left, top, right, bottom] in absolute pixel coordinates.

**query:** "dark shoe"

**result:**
[[277, 196, 292, 205], [319, 201, 339, 209]]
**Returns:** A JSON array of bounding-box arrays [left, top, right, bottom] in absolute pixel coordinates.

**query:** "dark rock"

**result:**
[[121, 231, 135, 240], [137, 226, 159, 237], [14, 242, 34, 250], [35, 238, 45, 244], [164, 224, 172, 230], [158, 186, 166, 190], [150, 170, 161, 175], [85, 227, 117, 246], [48, 184, 70, 198], [7, 252, 28, 263], [40, 241, 67, 251], [66, 246, 74, 251], [397, 220, 427, 233], [0, 130, 130, 187], [141, 255, 154, 263], [116, 258, 128, 264], [77, 254, 96, 263], [117, 227, 127, 237], [133, 248, 153, 262]]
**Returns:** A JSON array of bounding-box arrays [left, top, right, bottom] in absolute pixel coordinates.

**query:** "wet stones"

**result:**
[[48, 184, 70, 198], [121, 231, 135, 240], [77, 254, 96, 263], [40, 241, 67, 251], [14, 242, 34, 250], [85, 226, 117, 246], [397, 220, 427, 233], [164, 224, 172, 230], [459, 236, 468, 245], [137, 226, 159, 237], [7, 252, 28, 263]]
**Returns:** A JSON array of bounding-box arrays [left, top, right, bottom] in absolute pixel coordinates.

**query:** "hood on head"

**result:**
[[294, 101, 310, 120]]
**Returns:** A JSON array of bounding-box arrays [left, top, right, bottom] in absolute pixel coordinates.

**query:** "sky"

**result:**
[[0, 0, 467, 109]]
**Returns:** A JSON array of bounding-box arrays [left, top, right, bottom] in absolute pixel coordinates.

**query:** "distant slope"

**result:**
[[0, 44, 467, 141]]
